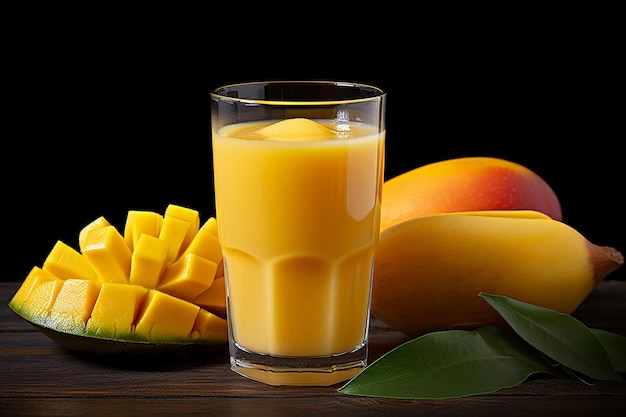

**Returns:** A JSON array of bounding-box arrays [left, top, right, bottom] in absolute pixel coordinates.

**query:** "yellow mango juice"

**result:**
[[212, 119, 385, 361]]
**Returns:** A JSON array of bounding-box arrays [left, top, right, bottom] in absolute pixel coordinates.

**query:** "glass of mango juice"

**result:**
[[210, 81, 386, 386]]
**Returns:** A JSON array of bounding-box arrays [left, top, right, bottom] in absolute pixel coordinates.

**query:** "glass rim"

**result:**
[[210, 80, 386, 106]]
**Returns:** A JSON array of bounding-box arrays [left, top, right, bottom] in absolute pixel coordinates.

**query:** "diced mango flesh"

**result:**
[[123, 210, 164, 251], [9, 204, 228, 347], [47, 278, 101, 333], [191, 276, 226, 319], [79, 216, 111, 252], [82, 225, 132, 283], [42, 241, 99, 281], [204, 217, 219, 237], [129, 234, 169, 289], [86, 282, 148, 339], [159, 215, 192, 264], [164, 204, 200, 251], [9, 267, 63, 318], [181, 218, 223, 265], [135, 290, 200, 343], [158, 253, 217, 300], [10, 276, 227, 345], [9, 267, 57, 310], [192, 307, 228, 342], [37, 210, 224, 306]]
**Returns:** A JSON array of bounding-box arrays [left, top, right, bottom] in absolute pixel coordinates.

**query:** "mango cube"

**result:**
[[180, 217, 223, 264], [9, 267, 63, 321], [86, 282, 148, 340], [129, 234, 169, 289], [82, 225, 131, 283], [48, 279, 102, 333], [159, 215, 191, 263], [79, 216, 111, 252], [204, 216, 219, 237], [158, 253, 217, 300], [9, 267, 59, 310], [191, 308, 228, 343], [134, 290, 200, 343], [42, 240, 99, 281], [191, 276, 226, 318], [123, 210, 163, 251], [164, 204, 200, 253]]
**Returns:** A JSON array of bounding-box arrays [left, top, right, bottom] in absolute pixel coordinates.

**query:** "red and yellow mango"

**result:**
[[381, 156, 563, 232]]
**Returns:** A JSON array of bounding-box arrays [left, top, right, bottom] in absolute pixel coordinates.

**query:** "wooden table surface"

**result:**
[[1, 280, 625, 417]]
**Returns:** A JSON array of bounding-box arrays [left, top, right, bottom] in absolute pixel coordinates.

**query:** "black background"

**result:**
[[5, 8, 624, 283]]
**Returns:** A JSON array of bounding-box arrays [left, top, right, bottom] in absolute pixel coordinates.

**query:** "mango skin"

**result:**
[[381, 157, 563, 232], [371, 211, 623, 337]]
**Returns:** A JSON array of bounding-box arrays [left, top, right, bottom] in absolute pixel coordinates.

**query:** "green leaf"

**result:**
[[479, 292, 622, 381], [591, 328, 626, 372], [338, 326, 560, 399]]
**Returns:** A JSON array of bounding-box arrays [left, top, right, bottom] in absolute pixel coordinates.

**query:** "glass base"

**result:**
[[229, 342, 367, 386]]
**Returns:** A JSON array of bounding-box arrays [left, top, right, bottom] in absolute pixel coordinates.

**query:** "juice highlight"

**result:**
[[212, 118, 385, 358]]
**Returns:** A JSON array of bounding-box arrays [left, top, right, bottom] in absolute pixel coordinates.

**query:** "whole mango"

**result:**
[[381, 157, 562, 232], [371, 210, 623, 337]]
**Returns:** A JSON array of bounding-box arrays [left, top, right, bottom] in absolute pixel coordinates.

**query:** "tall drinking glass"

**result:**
[[210, 81, 386, 386]]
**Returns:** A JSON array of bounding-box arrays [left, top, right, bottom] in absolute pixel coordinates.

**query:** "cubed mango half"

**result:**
[[9, 204, 228, 351]]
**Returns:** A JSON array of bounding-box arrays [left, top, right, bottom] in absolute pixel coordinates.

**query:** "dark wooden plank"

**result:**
[[2, 383, 626, 417]]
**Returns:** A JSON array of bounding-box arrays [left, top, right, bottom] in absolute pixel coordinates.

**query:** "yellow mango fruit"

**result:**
[[371, 210, 624, 337], [381, 157, 563, 232]]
